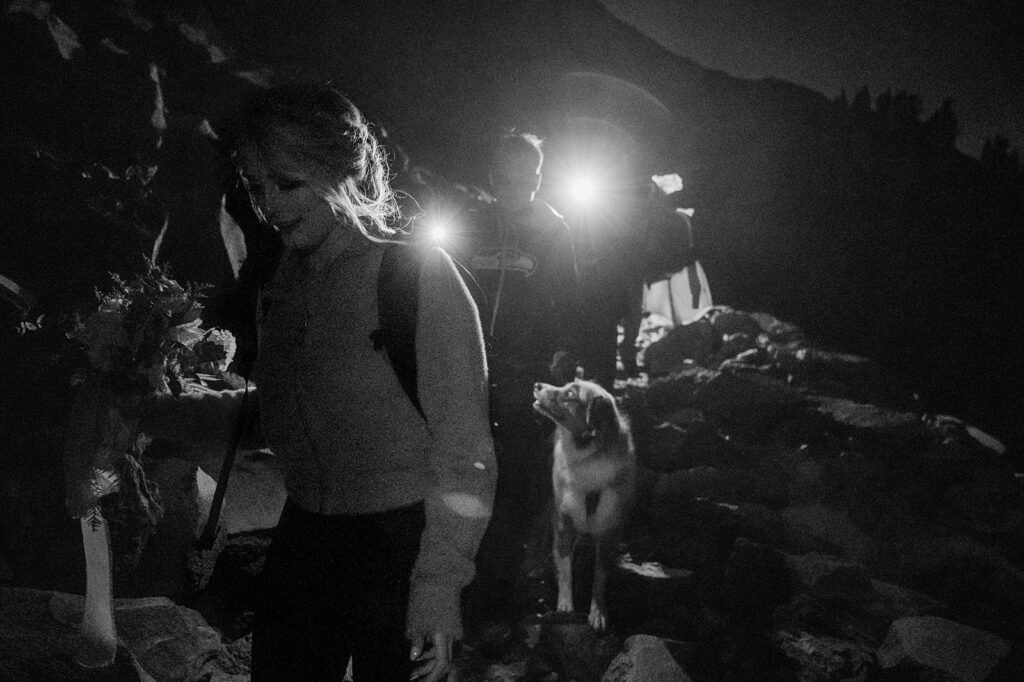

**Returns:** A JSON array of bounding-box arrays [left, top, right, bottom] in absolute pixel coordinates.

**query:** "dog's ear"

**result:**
[[585, 395, 618, 437]]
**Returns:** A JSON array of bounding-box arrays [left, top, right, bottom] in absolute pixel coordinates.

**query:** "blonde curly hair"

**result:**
[[237, 82, 400, 241]]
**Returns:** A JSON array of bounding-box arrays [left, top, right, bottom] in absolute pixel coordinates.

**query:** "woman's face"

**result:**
[[237, 146, 340, 252]]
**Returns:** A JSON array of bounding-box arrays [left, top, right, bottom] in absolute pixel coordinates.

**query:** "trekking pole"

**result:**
[[488, 215, 509, 338], [197, 379, 252, 550]]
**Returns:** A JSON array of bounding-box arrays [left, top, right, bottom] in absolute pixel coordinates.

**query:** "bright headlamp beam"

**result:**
[[569, 176, 597, 204], [418, 212, 453, 243], [427, 222, 448, 242]]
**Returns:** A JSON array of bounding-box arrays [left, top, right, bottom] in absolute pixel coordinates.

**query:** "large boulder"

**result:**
[[646, 367, 806, 434], [533, 619, 621, 682], [877, 616, 1011, 682], [809, 396, 933, 451], [607, 557, 697, 640], [781, 347, 910, 407], [781, 503, 878, 566], [642, 317, 718, 374], [718, 538, 794, 614], [600, 634, 699, 682], [0, 586, 245, 682], [772, 629, 876, 682]]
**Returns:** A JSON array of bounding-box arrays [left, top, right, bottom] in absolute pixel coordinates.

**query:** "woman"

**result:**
[[235, 82, 495, 681]]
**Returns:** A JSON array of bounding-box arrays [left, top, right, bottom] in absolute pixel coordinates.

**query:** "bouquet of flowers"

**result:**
[[61, 259, 238, 668], [69, 259, 237, 397], [64, 258, 237, 519]]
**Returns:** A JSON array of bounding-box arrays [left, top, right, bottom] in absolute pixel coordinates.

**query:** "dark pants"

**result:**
[[467, 373, 553, 620], [252, 499, 425, 682]]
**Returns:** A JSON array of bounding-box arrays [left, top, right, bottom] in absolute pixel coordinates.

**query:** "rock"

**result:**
[[736, 457, 791, 506], [782, 348, 908, 407], [216, 449, 287, 535], [600, 634, 698, 681], [0, 586, 126, 681], [165, 446, 286, 536], [646, 367, 805, 433], [715, 332, 757, 362], [747, 311, 806, 348], [809, 397, 932, 451], [643, 317, 718, 374], [878, 616, 1011, 682], [475, 659, 528, 679], [771, 410, 841, 451], [870, 580, 942, 620], [899, 536, 1024, 622], [772, 629, 876, 681], [632, 418, 739, 473], [608, 557, 697, 639], [209, 632, 251, 681], [652, 465, 727, 501], [534, 620, 621, 682], [479, 660, 528, 682], [631, 420, 691, 472], [962, 423, 1007, 455], [785, 552, 873, 602], [924, 414, 1009, 458], [781, 504, 877, 566], [0, 586, 234, 682], [785, 455, 830, 502], [49, 590, 224, 682], [720, 538, 793, 613], [632, 495, 783, 574], [445, 652, 493, 682], [126, 447, 284, 601], [471, 620, 514, 659], [773, 553, 927, 647], [709, 308, 764, 339]]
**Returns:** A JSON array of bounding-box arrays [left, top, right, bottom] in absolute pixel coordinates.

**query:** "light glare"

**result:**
[[419, 216, 448, 242], [570, 177, 597, 203]]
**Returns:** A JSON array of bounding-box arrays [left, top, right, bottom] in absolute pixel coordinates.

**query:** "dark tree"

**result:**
[[923, 97, 959, 150], [850, 85, 872, 117]]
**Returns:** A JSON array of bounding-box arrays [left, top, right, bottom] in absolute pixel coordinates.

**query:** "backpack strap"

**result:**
[[371, 241, 425, 420]]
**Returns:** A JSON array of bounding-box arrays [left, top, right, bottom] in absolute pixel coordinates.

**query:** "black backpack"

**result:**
[[372, 241, 425, 420]]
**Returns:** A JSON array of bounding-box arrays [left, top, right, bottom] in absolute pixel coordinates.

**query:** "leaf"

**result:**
[[90, 468, 121, 499], [85, 506, 104, 532], [166, 319, 205, 348]]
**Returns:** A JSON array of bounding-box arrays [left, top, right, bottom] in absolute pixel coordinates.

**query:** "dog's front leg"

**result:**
[[588, 532, 619, 632], [553, 512, 577, 613]]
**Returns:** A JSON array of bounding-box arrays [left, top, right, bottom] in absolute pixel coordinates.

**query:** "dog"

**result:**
[[532, 379, 636, 631]]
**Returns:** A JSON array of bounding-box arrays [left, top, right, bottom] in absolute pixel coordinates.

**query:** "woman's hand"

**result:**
[[409, 631, 453, 682]]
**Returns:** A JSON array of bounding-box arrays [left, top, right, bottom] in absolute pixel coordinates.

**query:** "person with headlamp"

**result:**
[[459, 132, 582, 619]]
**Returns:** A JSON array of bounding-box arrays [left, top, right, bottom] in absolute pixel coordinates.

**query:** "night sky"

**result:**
[[600, 0, 1024, 158]]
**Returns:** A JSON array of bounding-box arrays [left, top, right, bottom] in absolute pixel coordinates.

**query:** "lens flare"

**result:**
[[428, 221, 448, 242], [570, 176, 597, 204]]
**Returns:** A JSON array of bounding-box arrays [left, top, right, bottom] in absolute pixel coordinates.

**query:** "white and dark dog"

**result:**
[[532, 379, 636, 631]]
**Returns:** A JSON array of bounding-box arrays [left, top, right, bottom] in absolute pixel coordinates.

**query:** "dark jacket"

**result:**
[[456, 198, 580, 383]]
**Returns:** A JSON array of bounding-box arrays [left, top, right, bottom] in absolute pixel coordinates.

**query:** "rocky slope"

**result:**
[[2, 306, 1020, 681]]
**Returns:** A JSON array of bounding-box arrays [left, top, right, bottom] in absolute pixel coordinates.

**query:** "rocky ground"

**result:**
[[2, 306, 1022, 681]]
